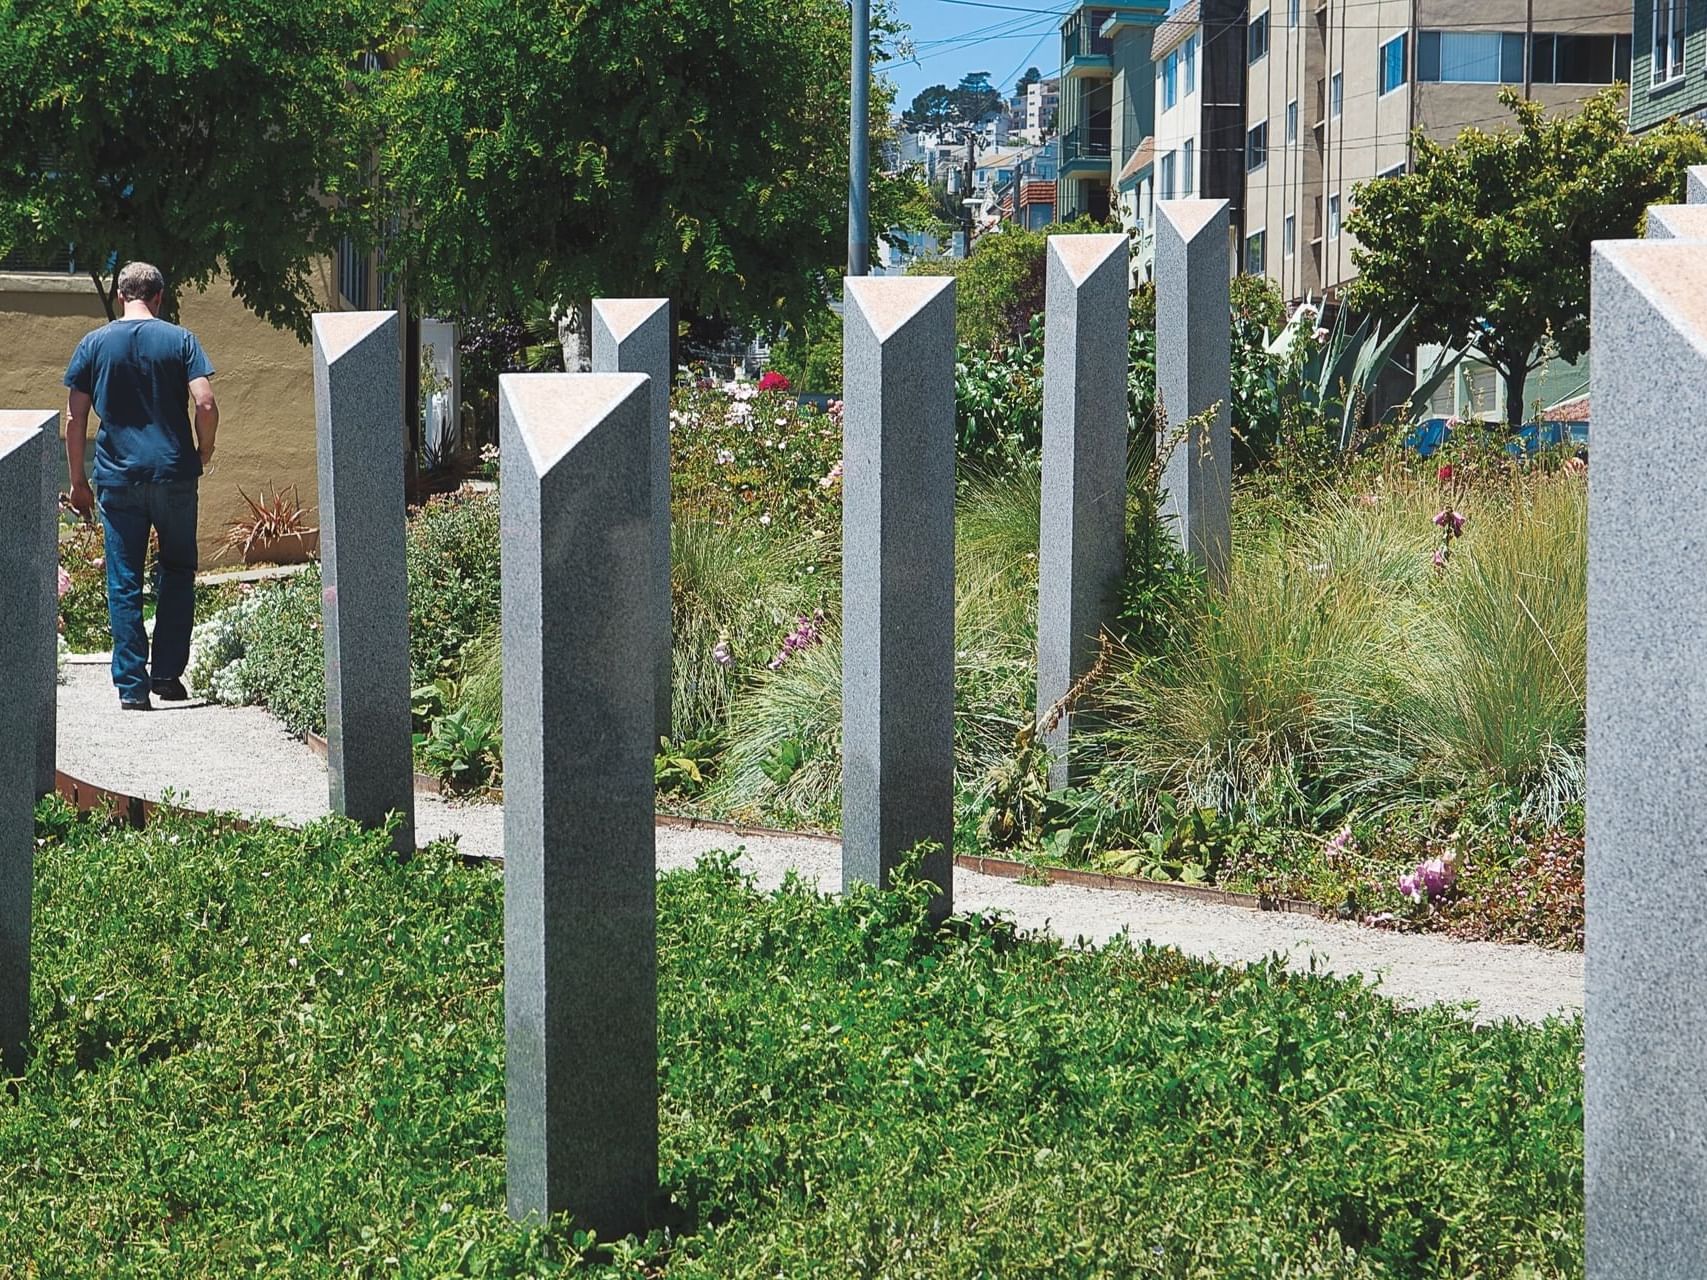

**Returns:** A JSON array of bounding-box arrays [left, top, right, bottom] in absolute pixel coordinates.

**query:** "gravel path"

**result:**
[[57, 664, 1584, 1024]]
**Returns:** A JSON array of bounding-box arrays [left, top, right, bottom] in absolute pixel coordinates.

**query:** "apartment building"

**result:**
[[1025, 78, 1062, 142], [1140, 0, 1252, 271], [1242, 0, 1630, 300], [1055, 1, 1171, 222], [1631, 0, 1707, 131]]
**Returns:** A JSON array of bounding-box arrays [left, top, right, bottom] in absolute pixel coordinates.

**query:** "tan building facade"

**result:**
[[0, 253, 399, 567], [1240, 0, 1630, 301]]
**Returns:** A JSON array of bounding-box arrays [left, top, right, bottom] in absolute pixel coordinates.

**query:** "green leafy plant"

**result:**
[[656, 734, 721, 798], [414, 707, 500, 793]]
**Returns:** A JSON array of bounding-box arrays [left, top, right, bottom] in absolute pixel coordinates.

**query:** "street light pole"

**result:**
[[848, 0, 870, 277]]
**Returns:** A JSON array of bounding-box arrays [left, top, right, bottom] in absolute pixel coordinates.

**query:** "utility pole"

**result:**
[[848, 0, 870, 277], [960, 127, 980, 258]]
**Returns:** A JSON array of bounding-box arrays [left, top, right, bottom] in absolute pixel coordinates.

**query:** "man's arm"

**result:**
[[66, 389, 94, 518], [190, 375, 218, 466]]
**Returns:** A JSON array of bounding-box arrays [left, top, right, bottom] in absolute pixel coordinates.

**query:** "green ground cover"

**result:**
[[3, 803, 1583, 1277]]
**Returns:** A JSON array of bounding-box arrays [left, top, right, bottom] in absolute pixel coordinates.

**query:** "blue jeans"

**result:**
[[97, 480, 199, 703]]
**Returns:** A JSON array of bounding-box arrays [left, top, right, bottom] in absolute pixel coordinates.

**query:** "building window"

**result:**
[[1184, 34, 1198, 94], [1531, 32, 1632, 84], [1379, 34, 1408, 94], [1416, 30, 1526, 83], [1246, 122, 1268, 171], [1161, 150, 1177, 199], [1246, 230, 1266, 274], [1183, 138, 1195, 194], [1286, 98, 1299, 143], [1330, 72, 1343, 118], [1163, 51, 1179, 108], [1249, 10, 1269, 63], [1328, 193, 1342, 240], [1654, 0, 1685, 83], [1284, 214, 1296, 256], [337, 235, 369, 310], [1288, 0, 1299, 27], [1378, 161, 1408, 178]]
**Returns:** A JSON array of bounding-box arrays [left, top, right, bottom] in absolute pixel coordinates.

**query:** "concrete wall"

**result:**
[[0, 264, 343, 568]]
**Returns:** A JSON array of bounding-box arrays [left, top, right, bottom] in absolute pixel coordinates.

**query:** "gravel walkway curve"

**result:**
[[57, 664, 1584, 1024]]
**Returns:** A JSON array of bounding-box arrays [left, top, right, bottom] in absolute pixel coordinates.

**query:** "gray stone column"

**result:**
[[1037, 234, 1129, 789], [0, 419, 52, 1074], [1646, 204, 1707, 239], [841, 276, 957, 919], [1586, 237, 1707, 1275], [592, 298, 673, 745], [5, 411, 59, 800], [1155, 199, 1232, 589], [1687, 165, 1707, 204], [312, 311, 414, 854], [500, 372, 659, 1235]]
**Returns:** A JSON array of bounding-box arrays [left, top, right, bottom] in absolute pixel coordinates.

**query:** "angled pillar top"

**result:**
[[1157, 199, 1230, 246], [844, 275, 954, 341], [502, 373, 651, 476], [1047, 232, 1129, 287], [592, 299, 669, 346], [1687, 165, 1707, 204], [1596, 240, 1707, 351], [312, 310, 397, 363], [0, 409, 59, 439], [1646, 204, 1707, 241]]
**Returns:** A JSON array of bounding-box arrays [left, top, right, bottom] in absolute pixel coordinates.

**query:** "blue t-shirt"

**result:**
[[63, 318, 215, 486]]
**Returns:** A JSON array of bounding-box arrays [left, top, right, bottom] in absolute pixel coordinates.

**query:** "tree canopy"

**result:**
[[1345, 87, 1707, 425], [379, 0, 902, 330], [0, 0, 385, 337]]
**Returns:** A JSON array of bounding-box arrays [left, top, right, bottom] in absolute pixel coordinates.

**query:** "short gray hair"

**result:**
[[115, 262, 165, 302]]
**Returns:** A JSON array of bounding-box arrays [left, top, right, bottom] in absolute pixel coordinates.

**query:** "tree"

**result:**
[[1015, 66, 1042, 96], [907, 84, 956, 130], [1345, 87, 1707, 426], [951, 71, 1002, 124], [0, 0, 386, 338], [379, 0, 904, 340]]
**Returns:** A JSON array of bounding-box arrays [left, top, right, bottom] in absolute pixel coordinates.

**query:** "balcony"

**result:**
[[1059, 123, 1114, 176], [1062, 7, 1116, 79]]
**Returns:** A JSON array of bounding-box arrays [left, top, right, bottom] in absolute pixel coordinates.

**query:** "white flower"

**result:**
[[759, 513, 772, 526]]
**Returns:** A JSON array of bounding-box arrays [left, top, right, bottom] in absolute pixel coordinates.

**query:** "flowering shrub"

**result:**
[[670, 380, 843, 529], [767, 610, 826, 671], [57, 517, 111, 651], [755, 370, 792, 393]]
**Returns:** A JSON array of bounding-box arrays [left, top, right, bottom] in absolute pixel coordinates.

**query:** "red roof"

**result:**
[[1542, 396, 1589, 423], [1018, 180, 1055, 208]]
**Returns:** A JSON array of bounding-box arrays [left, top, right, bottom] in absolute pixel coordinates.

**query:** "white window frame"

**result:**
[[1161, 150, 1177, 200], [1249, 10, 1270, 63], [1245, 229, 1266, 274], [1288, 0, 1299, 28], [1286, 99, 1299, 143], [1378, 160, 1407, 178], [1653, 0, 1685, 84], [1184, 34, 1198, 95], [1246, 121, 1268, 171], [1284, 213, 1296, 257], [1330, 71, 1344, 118], [1164, 51, 1179, 108], [1183, 138, 1195, 194], [1379, 33, 1408, 96], [1328, 193, 1342, 240]]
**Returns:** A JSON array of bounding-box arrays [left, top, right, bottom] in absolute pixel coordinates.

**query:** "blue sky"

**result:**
[[881, 0, 1070, 111]]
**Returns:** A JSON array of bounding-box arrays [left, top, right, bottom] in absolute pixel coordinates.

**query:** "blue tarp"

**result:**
[[1404, 417, 1588, 458]]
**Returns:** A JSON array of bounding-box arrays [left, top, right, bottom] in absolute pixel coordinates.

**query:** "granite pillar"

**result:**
[[312, 311, 414, 854], [500, 372, 659, 1234], [841, 276, 957, 919], [1037, 234, 1130, 789], [1155, 199, 1232, 589], [1586, 237, 1707, 1276], [0, 420, 52, 1074], [591, 298, 673, 744], [1687, 165, 1707, 204], [1646, 204, 1707, 240]]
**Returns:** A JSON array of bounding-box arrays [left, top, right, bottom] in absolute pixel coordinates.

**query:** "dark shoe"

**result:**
[[120, 696, 154, 711], [151, 678, 190, 702]]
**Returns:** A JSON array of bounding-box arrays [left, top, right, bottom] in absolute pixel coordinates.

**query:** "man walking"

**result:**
[[64, 262, 218, 710]]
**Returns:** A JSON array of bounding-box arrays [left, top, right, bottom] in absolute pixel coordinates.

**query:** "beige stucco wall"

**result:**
[[0, 266, 338, 568]]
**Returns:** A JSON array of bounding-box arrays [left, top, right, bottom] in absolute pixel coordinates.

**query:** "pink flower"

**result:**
[[56, 565, 71, 599], [1432, 546, 1448, 571], [756, 371, 792, 392], [819, 460, 844, 490], [1398, 871, 1422, 902], [1432, 508, 1465, 538], [712, 639, 733, 668]]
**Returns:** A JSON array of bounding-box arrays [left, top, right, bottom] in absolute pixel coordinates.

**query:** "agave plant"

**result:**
[[1267, 301, 1468, 449]]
